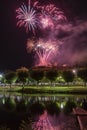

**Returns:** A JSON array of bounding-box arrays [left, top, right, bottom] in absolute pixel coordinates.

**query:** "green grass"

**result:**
[[0, 85, 87, 94], [27, 86, 87, 94]]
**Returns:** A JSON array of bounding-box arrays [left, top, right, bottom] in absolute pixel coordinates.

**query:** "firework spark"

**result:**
[[37, 3, 67, 29], [42, 4, 66, 21], [16, 0, 39, 34], [27, 39, 58, 66], [26, 39, 35, 52], [40, 15, 54, 29]]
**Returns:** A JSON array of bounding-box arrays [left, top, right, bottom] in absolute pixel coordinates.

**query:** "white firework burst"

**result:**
[[16, 1, 39, 34]]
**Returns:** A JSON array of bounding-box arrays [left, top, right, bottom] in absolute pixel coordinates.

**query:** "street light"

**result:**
[[72, 69, 77, 84], [72, 69, 76, 74], [0, 74, 3, 83], [0, 74, 2, 78]]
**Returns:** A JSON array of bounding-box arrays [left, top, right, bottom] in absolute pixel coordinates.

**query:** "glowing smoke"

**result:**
[[54, 20, 87, 65]]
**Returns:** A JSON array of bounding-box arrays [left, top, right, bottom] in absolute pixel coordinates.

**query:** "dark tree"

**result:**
[[45, 70, 58, 86], [62, 70, 74, 85], [16, 67, 29, 88], [63, 100, 76, 114], [29, 102, 46, 115], [30, 70, 44, 86], [77, 69, 87, 86], [4, 71, 17, 88], [46, 101, 60, 115]]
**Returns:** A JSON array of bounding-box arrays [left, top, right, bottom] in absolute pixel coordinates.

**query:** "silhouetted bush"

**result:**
[[19, 118, 32, 130], [29, 102, 46, 116], [3, 97, 16, 112], [16, 99, 27, 112], [63, 100, 76, 114], [46, 101, 60, 115], [0, 125, 10, 130]]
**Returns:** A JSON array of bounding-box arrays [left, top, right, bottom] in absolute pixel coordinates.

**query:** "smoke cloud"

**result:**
[[53, 19, 87, 65]]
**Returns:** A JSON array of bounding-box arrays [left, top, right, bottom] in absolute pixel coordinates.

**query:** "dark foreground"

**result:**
[[0, 110, 80, 130]]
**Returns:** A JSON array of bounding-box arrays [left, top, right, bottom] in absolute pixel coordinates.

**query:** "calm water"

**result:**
[[0, 92, 86, 130]]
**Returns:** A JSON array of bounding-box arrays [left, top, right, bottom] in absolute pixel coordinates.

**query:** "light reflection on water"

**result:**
[[0, 92, 86, 130]]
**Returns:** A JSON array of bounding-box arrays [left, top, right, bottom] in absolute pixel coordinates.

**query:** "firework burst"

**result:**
[[27, 38, 58, 66], [16, 1, 67, 32], [42, 4, 66, 21], [16, 1, 67, 67], [16, 0, 39, 34], [37, 3, 67, 29], [26, 39, 35, 52]]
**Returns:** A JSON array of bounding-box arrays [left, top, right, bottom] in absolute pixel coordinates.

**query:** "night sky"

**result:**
[[0, 0, 87, 71]]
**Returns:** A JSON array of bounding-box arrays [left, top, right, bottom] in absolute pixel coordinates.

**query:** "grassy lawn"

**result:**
[[0, 85, 87, 94], [22, 86, 87, 94]]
